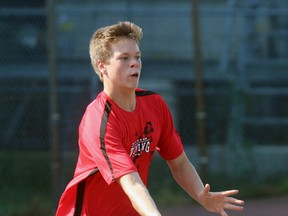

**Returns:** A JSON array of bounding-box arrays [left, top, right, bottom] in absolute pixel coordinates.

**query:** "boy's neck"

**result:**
[[104, 88, 136, 112]]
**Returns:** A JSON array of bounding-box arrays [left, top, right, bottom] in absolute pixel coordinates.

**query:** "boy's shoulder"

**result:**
[[135, 88, 167, 107], [135, 88, 158, 97]]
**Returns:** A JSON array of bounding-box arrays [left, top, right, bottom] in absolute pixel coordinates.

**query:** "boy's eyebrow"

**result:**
[[119, 51, 142, 55]]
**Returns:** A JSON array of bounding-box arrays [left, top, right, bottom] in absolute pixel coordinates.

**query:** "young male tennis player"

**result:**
[[56, 21, 244, 216]]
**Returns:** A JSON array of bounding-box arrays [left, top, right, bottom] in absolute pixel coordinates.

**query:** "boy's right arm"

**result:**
[[117, 172, 161, 216]]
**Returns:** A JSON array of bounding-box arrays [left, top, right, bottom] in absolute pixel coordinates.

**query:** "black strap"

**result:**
[[74, 180, 86, 216], [73, 168, 99, 216]]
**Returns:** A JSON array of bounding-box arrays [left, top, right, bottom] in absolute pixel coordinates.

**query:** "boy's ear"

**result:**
[[97, 60, 107, 74]]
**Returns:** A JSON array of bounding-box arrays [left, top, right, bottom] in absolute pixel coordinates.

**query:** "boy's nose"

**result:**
[[130, 59, 141, 68]]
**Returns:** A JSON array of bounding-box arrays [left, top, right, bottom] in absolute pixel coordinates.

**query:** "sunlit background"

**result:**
[[0, 0, 288, 215]]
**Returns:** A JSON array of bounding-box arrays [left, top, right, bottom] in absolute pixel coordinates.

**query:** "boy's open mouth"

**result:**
[[131, 72, 139, 77]]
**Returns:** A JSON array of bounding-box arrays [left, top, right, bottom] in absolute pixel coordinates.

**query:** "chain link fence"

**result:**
[[0, 0, 288, 215], [0, 1, 50, 215]]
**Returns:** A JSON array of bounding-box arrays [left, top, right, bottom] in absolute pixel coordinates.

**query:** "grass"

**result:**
[[1, 151, 288, 215], [0, 151, 52, 216]]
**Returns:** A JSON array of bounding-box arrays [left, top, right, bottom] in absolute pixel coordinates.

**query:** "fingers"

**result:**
[[204, 183, 211, 194], [221, 189, 240, 197], [220, 210, 228, 216], [202, 184, 244, 215], [223, 197, 244, 213], [207, 186, 240, 198], [225, 196, 245, 205], [224, 202, 244, 211], [234, 198, 244, 206]]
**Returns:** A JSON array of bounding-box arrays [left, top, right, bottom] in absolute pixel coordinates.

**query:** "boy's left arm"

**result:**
[[166, 152, 244, 216]]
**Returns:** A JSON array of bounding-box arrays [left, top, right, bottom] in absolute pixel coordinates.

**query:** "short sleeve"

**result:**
[[156, 96, 184, 160], [97, 120, 137, 184], [77, 101, 137, 185]]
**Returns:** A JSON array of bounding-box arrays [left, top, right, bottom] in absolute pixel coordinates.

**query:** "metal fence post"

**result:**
[[191, 0, 208, 182], [47, 0, 61, 212]]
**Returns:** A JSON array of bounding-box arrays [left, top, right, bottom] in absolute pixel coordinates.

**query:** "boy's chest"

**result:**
[[116, 108, 161, 158]]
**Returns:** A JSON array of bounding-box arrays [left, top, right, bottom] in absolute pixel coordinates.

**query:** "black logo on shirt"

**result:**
[[130, 122, 154, 159]]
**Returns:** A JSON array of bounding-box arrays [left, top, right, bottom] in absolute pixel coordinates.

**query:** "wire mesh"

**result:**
[[0, 0, 288, 215]]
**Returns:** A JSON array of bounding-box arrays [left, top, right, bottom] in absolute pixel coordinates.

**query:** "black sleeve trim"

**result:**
[[73, 168, 99, 216], [99, 101, 115, 181], [74, 180, 86, 216], [135, 90, 158, 97]]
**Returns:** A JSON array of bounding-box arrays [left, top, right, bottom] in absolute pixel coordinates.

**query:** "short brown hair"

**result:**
[[89, 21, 143, 81]]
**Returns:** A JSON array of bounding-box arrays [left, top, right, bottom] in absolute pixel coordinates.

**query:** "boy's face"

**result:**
[[103, 39, 142, 92]]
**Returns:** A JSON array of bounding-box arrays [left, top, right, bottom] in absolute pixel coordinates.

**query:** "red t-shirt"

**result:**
[[56, 89, 184, 216]]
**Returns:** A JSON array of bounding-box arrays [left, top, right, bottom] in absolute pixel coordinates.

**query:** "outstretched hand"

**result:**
[[199, 184, 244, 216]]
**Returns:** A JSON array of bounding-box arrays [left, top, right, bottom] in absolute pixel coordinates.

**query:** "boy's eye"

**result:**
[[119, 54, 141, 61]]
